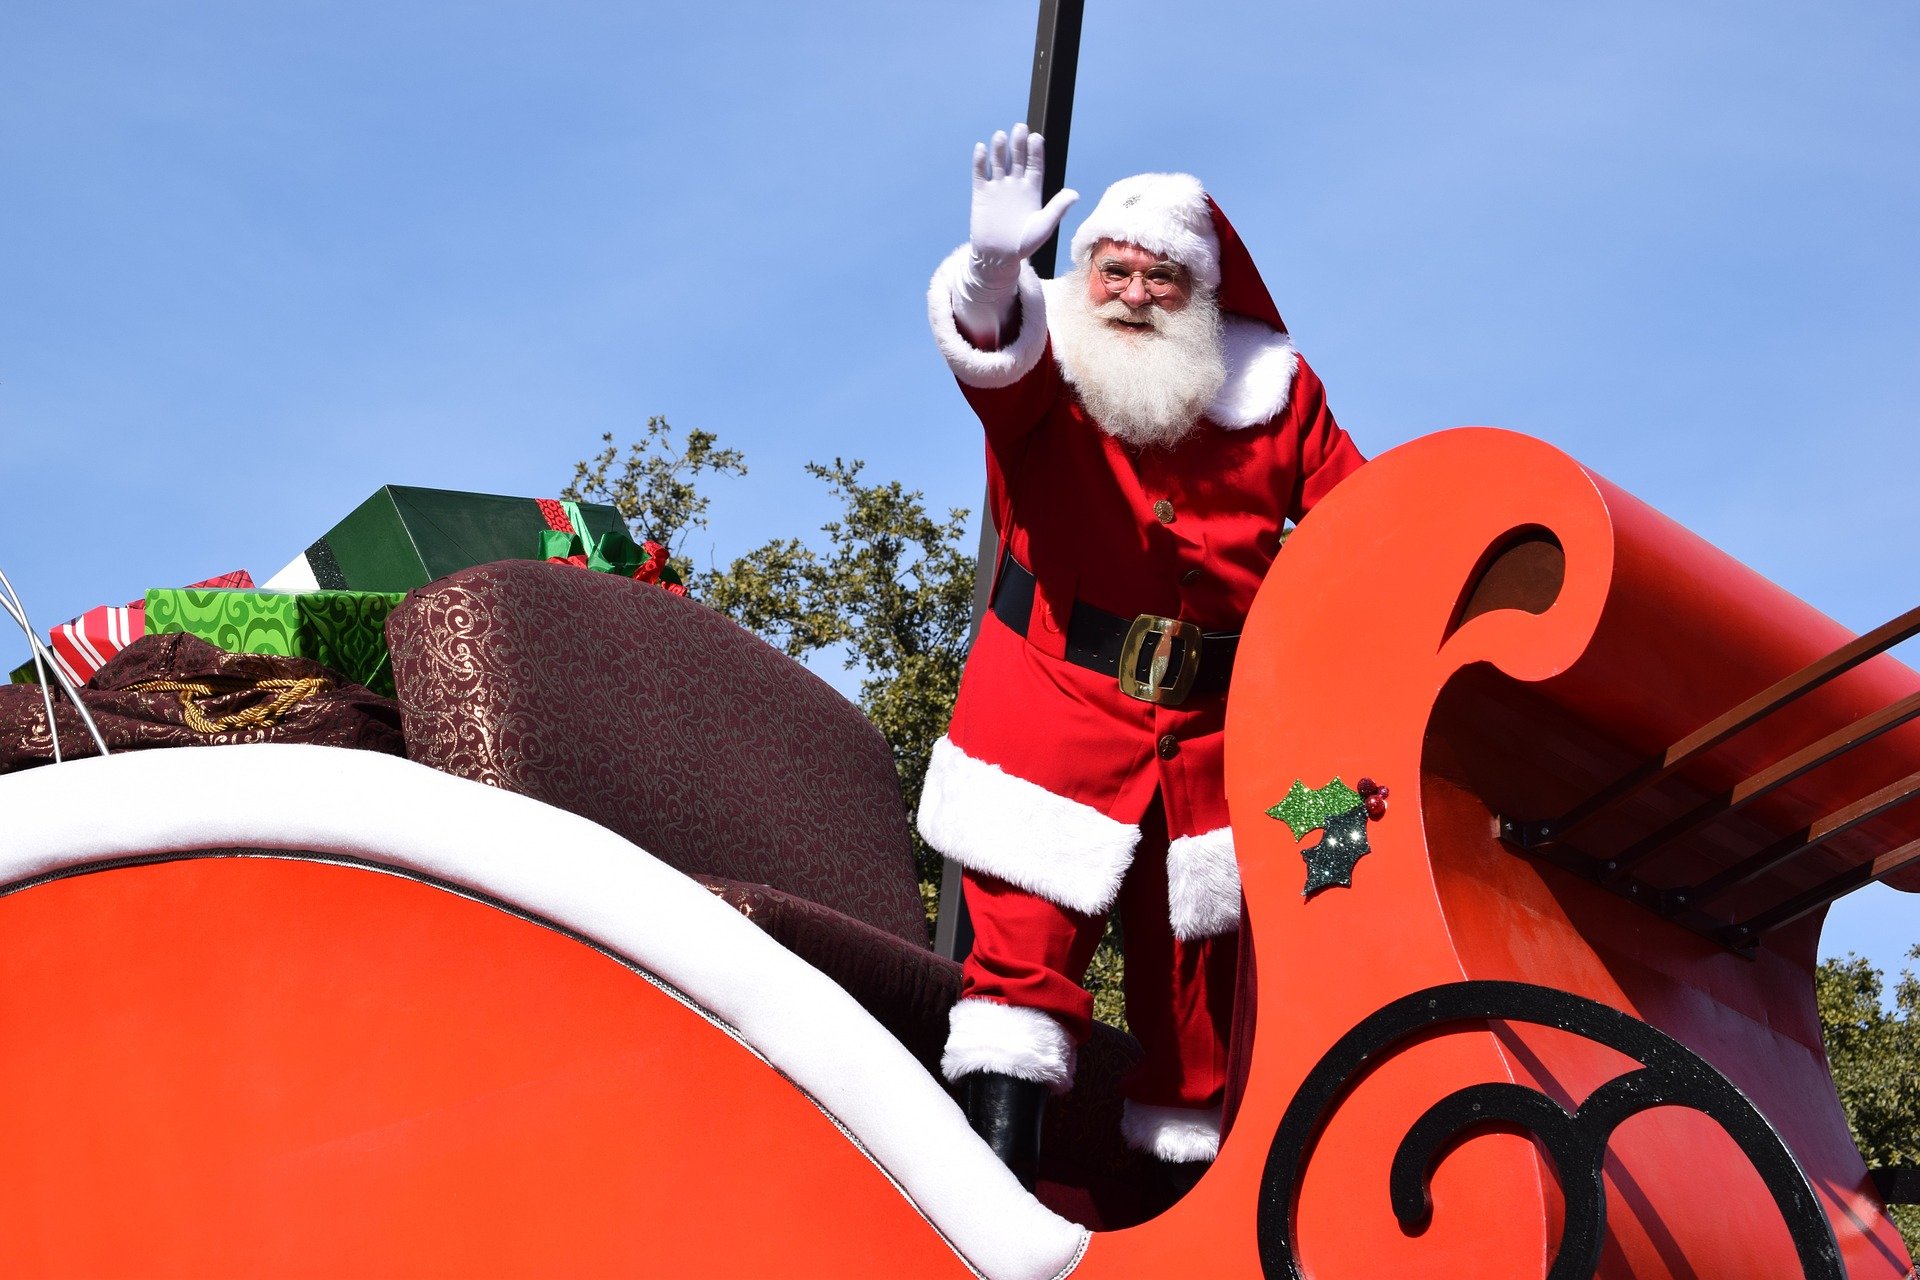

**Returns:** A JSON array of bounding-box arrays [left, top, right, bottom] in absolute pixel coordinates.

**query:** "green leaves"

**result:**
[[1817, 948, 1920, 1251], [1818, 950, 1920, 1168]]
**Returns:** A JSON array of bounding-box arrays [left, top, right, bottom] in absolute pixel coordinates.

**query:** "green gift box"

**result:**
[[143, 589, 406, 697], [267, 485, 630, 593]]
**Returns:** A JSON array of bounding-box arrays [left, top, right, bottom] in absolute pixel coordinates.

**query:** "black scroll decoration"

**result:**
[[1255, 980, 1843, 1279]]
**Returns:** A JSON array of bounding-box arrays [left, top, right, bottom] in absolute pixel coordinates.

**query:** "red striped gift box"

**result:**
[[40, 570, 254, 685]]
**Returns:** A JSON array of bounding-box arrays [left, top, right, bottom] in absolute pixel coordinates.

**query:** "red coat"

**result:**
[[918, 254, 1365, 940]]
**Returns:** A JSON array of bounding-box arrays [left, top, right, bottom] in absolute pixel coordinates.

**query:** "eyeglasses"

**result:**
[[1097, 261, 1186, 298]]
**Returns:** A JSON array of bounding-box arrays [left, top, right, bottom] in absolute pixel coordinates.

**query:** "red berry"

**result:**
[[1365, 794, 1388, 821]]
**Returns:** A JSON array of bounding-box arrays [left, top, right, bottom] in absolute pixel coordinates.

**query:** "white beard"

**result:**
[[1051, 267, 1228, 449]]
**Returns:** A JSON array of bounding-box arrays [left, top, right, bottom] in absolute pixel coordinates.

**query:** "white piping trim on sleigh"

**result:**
[[1038, 278, 1297, 430], [942, 998, 1078, 1094], [0, 744, 1088, 1280], [917, 735, 1138, 916], [1121, 1100, 1224, 1164], [1166, 824, 1241, 940], [928, 246, 1051, 390]]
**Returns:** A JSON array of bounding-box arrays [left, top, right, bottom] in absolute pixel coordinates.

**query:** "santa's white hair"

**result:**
[[1050, 262, 1227, 450]]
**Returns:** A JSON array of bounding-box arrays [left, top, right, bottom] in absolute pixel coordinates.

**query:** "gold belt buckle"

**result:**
[[1119, 614, 1203, 705]]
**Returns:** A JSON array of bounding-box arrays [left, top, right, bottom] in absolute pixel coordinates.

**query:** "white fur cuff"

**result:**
[[917, 736, 1138, 916], [1121, 1101, 1223, 1163], [1166, 825, 1241, 940], [927, 246, 1050, 389], [942, 998, 1078, 1094]]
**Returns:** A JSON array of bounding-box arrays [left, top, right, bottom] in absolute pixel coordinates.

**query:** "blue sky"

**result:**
[[4, 1, 1917, 972]]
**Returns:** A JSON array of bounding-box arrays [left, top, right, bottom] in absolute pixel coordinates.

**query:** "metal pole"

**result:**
[[1023, 0, 1085, 277], [936, 0, 1087, 964]]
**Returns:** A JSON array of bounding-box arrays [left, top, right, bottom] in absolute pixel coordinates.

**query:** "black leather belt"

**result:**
[[988, 548, 1238, 705]]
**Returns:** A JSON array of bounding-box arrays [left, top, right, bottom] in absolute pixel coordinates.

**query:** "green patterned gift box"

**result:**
[[143, 589, 406, 697]]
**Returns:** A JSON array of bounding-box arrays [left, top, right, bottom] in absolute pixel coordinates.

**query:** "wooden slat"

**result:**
[[1686, 767, 1920, 907], [1609, 689, 1920, 872], [1537, 604, 1920, 848], [1726, 836, 1920, 944]]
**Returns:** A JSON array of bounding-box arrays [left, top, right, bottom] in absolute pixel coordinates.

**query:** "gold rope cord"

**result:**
[[125, 676, 331, 734]]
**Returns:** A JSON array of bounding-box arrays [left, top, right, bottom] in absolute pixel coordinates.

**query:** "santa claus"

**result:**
[[921, 124, 1366, 1187]]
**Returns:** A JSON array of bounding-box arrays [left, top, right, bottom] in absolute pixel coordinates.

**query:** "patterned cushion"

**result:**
[[387, 561, 927, 943], [0, 633, 405, 773]]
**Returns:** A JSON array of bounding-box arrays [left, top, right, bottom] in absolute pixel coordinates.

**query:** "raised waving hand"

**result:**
[[968, 123, 1080, 282]]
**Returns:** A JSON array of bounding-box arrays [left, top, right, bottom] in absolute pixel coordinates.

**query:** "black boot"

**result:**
[[1158, 1157, 1208, 1204], [960, 1071, 1047, 1191]]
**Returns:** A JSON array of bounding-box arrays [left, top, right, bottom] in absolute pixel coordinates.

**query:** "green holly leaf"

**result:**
[[1267, 777, 1364, 841]]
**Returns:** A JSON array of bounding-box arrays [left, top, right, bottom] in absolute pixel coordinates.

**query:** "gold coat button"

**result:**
[[1157, 734, 1179, 760], [1153, 499, 1176, 524]]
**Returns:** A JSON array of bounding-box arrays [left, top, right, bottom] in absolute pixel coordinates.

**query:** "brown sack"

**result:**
[[0, 632, 405, 775]]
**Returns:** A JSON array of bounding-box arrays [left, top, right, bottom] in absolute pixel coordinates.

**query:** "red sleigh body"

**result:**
[[2, 428, 1913, 1278]]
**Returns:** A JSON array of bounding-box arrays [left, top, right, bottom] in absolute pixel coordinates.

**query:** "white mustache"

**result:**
[[1089, 297, 1166, 330]]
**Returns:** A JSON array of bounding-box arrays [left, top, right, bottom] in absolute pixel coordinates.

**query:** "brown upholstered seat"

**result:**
[[386, 560, 926, 942], [387, 561, 1161, 1227]]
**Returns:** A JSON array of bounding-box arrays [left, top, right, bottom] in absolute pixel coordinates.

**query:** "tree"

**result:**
[[1817, 948, 1920, 1252]]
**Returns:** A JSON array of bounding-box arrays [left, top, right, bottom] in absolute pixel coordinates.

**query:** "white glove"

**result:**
[[951, 123, 1079, 345], [968, 123, 1079, 285]]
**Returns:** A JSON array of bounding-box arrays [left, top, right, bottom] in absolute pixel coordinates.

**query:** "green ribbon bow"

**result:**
[[536, 499, 652, 576]]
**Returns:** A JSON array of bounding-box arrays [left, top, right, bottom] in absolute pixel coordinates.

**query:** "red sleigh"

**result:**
[[3, 427, 1915, 1277]]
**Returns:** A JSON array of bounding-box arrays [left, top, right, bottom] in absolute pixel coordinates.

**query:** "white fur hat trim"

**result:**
[[1068, 173, 1220, 291]]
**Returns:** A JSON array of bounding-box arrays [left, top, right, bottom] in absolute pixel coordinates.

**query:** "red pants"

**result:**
[[959, 799, 1239, 1112]]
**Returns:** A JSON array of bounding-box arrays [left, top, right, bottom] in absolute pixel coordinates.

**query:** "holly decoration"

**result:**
[[1267, 775, 1388, 898], [1270, 777, 1362, 842]]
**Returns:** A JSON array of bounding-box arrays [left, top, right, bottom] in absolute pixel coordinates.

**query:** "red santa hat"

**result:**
[[1067, 172, 1288, 334]]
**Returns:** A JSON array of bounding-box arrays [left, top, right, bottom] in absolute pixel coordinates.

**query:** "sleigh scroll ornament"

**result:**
[[1255, 981, 1842, 1279]]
